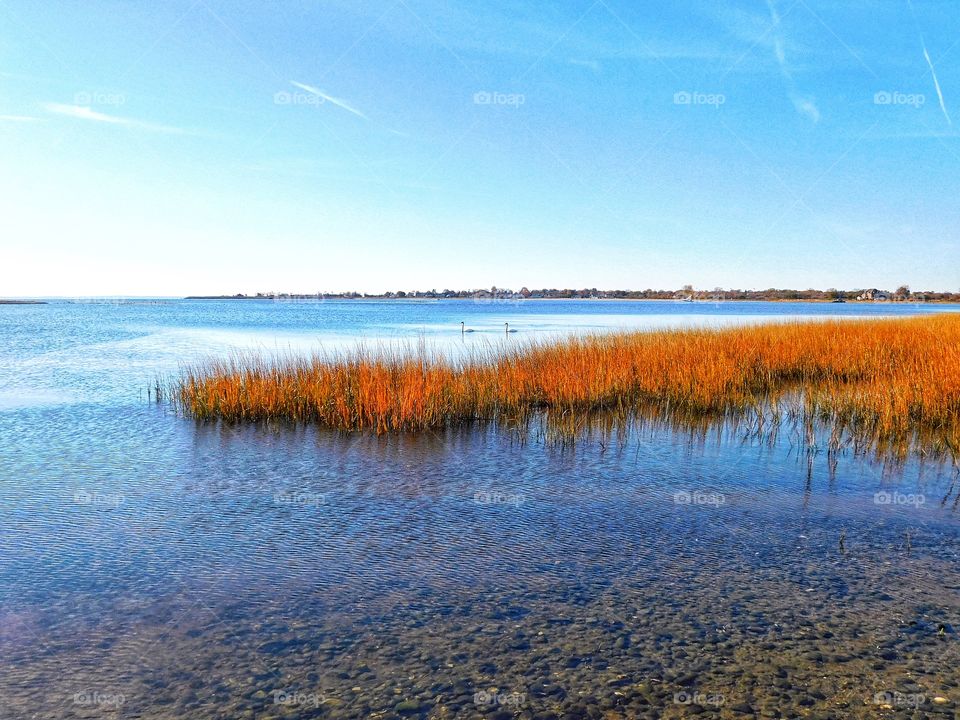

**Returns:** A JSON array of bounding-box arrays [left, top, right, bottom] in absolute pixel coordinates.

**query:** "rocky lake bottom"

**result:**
[[2, 409, 959, 720]]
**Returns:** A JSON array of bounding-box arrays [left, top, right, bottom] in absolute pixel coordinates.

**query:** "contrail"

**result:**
[[43, 103, 187, 134], [765, 0, 788, 72], [922, 46, 951, 125], [290, 81, 369, 121], [765, 0, 819, 122], [907, 0, 951, 125], [0, 114, 42, 122]]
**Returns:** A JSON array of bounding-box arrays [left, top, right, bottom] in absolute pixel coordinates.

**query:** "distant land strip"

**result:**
[[185, 285, 960, 302]]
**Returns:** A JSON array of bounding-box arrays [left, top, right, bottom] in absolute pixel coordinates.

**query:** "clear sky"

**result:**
[[1, 0, 958, 296]]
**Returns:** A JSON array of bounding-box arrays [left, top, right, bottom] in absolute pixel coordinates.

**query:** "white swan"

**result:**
[[505, 322, 517, 334], [461, 321, 475, 333]]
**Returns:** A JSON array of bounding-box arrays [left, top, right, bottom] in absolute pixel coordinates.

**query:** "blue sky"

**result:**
[[1, 0, 958, 295]]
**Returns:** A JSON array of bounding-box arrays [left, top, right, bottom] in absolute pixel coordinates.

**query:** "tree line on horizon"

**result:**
[[222, 284, 960, 302]]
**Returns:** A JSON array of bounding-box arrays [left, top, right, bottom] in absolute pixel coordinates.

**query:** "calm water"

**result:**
[[1, 300, 958, 719]]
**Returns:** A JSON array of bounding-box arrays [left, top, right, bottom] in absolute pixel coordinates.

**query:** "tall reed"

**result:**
[[173, 315, 960, 455]]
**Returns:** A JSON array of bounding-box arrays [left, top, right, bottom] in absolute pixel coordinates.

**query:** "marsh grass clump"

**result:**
[[172, 315, 960, 457]]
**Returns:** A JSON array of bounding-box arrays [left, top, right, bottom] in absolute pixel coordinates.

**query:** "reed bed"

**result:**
[[173, 315, 960, 456]]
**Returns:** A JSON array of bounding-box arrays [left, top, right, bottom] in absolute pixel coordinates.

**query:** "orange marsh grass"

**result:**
[[173, 314, 960, 454]]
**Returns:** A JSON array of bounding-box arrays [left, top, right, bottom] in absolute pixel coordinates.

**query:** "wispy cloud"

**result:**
[[766, 1, 788, 73], [765, 0, 819, 123], [791, 95, 820, 123], [290, 81, 369, 121], [907, 0, 951, 125], [43, 103, 188, 134], [922, 47, 951, 125], [0, 114, 44, 123], [0, 69, 56, 82]]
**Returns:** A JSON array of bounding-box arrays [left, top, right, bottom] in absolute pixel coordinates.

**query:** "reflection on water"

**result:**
[[1, 300, 959, 718], [1, 403, 958, 719]]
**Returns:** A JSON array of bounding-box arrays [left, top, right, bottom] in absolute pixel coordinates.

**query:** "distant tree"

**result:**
[[895, 285, 911, 298]]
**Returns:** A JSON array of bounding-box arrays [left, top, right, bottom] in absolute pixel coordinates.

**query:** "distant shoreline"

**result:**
[[183, 285, 960, 303], [4, 294, 959, 305], [183, 295, 960, 304]]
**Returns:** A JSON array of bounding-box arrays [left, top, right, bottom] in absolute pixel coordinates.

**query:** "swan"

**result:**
[[505, 322, 517, 334], [461, 321, 475, 333]]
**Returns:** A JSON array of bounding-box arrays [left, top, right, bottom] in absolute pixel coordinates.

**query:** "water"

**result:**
[[1, 299, 958, 719]]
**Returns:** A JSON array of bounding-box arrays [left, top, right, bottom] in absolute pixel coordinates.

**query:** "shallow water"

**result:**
[[1, 300, 958, 718]]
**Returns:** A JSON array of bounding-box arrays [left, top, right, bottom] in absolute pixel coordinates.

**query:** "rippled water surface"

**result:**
[[1, 300, 959, 719]]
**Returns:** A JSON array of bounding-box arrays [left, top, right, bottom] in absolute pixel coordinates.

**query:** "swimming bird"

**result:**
[[505, 322, 517, 334], [461, 321, 475, 334]]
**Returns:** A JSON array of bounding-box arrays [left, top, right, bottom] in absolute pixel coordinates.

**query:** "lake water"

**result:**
[[1, 299, 958, 719]]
